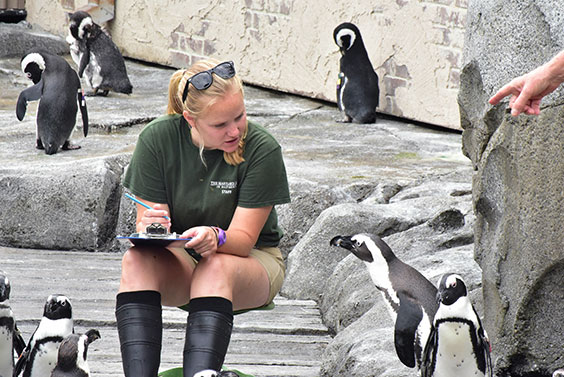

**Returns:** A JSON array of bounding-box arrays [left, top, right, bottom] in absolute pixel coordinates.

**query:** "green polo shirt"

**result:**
[[123, 114, 290, 247]]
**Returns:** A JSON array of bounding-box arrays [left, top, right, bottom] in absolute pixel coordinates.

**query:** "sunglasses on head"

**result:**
[[181, 61, 236, 102]]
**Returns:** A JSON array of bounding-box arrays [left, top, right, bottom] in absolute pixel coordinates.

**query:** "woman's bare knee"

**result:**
[[119, 247, 162, 292]]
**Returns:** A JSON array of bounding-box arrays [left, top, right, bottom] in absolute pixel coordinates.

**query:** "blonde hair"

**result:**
[[167, 58, 247, 166]]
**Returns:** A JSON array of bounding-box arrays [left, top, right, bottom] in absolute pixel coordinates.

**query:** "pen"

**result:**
[[124, 193, 171, 220]]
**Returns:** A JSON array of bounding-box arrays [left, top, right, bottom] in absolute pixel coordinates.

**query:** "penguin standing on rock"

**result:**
[[14, 295, 74, 377], [421, 273, 492, 377], [17, 50, 88, 155], [67, 10, 133, 96], [333, 22, 380, 123], [330, 233, 438, 369], [50, 329, 100, 377], [0, 272, 26, 377]]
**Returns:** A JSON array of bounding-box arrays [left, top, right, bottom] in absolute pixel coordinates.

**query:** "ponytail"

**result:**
[[166, 69, 186, 115]]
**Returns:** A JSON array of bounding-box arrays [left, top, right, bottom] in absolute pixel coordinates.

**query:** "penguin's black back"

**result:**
[[34, 52, 81, 153], [334, 22, 379, 123], [389, 257, 438, 319], [88, 31, 132, 94]]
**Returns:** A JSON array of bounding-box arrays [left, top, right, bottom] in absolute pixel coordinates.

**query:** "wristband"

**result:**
[[212, 227, 226, 247]]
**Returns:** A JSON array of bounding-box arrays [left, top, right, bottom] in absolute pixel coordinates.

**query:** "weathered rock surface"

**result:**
[[460, 1, 564, 375], [0, 21, 68, 58]]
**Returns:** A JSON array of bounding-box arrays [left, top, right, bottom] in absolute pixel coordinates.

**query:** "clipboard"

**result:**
[[116, 235, 192, 248]]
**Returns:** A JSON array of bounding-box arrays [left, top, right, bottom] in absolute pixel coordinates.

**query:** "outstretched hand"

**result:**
[[489, 53, 564, 116]]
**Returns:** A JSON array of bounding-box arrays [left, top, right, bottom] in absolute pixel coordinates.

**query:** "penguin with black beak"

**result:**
[[333, 22, 380, 123], [14, 295, 74, 377], [51, 329, 101, 377], [0, 272, 25, 377], [17, 50, 88, 154], [421, 273, 492, 377], [330, 233, 438, 369]]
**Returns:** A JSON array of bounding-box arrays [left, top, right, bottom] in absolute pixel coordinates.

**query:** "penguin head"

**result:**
[[44, 294, 72, 320], [437, 273, 467, 306], [56, 330, 99, 372], [68, 11, 94, 41], [21, 52, 45, 84], [0, 272, 10, 302], [330, 233, 396, 263], [333, 22, 361, 52]]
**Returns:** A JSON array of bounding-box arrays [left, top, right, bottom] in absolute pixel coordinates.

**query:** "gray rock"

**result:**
[[277, 177, 347, 259], [320, 254, 379, 334], [460, 0, 564, 374], [0, 22, 69, 58], [0, 155, 128, 251], [319, 304, 413, 377]]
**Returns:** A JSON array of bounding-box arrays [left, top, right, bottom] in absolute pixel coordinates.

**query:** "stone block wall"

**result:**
[[460, 0, 564, 375], [23, 0, 466, 130]]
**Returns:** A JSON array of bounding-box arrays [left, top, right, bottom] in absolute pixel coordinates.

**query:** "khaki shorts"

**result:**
[[175, 246, 285, 305]]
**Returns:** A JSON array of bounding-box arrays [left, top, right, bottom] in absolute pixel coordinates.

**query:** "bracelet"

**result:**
[[212, 226, 226, 247]]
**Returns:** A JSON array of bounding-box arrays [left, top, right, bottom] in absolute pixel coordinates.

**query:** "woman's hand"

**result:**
[[136, 203, 171, 232], [182, 226, 218, 258]]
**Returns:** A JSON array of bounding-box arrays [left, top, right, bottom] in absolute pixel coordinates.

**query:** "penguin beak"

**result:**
[[436, 290, 443, 304], [0, 285, 8, 302], [330, 235, 353, 249], [85, 329, 101, 345], [330, 235, 374, 262]]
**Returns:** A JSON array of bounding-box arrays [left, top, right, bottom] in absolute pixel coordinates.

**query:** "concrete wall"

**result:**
[[24, 0, 467, 130]]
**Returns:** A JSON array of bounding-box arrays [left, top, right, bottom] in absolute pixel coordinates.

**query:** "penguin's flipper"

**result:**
[[16, 80, 44, 121], [13, 345, 29, 377], [475, 312, 493, 377], [77, 88, 89, 137], [420, 324, 438, 377], [78, 48, 91, 78], [13, 324, 26, 356], [393, 293, 423, 368]]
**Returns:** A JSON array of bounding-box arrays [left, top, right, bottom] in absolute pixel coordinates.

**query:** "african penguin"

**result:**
[[17, 50, 88, 155], [50, 329, 100, 377], [0, 272, 25, 377], [421, 274, 492, 377], [333, 22, 380, 124], [330, 233, 438, 369], [14, 295, 74, 377], [67, 11, 133, 96]]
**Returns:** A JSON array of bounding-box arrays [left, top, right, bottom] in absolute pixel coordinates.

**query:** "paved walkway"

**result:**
[[2, 247, 331, 377]]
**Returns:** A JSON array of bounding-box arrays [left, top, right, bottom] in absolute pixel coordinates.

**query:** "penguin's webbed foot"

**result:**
[[62, 140, 81, 151], [335, 114, 352, 123], [36, 138, 44, 150]]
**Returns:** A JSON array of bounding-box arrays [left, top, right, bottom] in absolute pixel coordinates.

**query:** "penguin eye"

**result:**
[[26, 72, 31, 78]]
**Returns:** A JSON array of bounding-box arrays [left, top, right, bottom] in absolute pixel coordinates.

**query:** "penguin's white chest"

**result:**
[[433, 322, 483, 377], [0, 325, 14, 377], [87, 53, 103, 89], [29, 341, 60, 376]]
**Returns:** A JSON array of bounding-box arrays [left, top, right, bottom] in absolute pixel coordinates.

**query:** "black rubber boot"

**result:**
[[183, 297, 234, 377], [116, 290, 162, 377]]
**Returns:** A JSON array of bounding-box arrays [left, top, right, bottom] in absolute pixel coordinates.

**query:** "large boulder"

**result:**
[[0, 22, 68, 58], [0, 156, 128, 251], [460, 0, 564, 374]]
